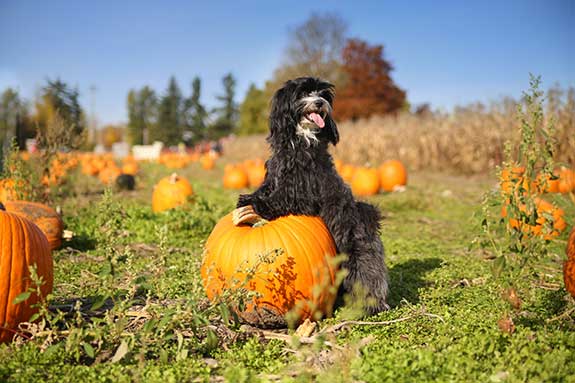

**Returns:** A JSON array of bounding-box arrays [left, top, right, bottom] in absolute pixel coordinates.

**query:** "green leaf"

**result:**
[[13, 291, 31, 304], [91, 295, 108, 311], [83, 342, 95, 358], [492, 256, 506, 278]]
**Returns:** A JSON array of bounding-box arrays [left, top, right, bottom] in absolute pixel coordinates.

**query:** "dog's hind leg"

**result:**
[[320, 198, 390, 315], [342, 235, 390, 315]]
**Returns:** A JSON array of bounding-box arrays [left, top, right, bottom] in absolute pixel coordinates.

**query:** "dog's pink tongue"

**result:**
[[309, 112, 325, 128]]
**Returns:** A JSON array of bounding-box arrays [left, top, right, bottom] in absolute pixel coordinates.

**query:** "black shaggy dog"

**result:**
[[233, 77, 389, 315]]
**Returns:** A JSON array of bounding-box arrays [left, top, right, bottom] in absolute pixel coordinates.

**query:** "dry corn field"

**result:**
[[225, 87, 575, 174]]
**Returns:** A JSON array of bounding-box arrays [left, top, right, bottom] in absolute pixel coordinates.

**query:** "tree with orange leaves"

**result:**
[[335, 39, 406, 121]]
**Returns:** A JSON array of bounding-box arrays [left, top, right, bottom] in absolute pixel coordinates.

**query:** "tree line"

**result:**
[[1, 79, 85, 152], [127, 73, 237, 146], [1, 12, 407, 150]]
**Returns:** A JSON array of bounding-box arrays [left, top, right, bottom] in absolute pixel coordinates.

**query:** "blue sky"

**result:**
[[1, 0, 573, 125]]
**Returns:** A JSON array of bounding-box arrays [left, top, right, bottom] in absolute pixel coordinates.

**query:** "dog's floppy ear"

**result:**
[[324, 116, 339, 146], [267, 82, 296, 150]]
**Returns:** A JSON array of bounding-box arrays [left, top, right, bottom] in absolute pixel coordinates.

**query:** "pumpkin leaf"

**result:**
[[13, 291, 31, 304]]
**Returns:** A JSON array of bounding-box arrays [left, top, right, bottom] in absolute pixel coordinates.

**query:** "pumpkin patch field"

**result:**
[[0, 146, 574, 383]]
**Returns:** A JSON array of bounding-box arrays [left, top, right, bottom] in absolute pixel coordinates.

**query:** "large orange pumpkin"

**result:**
[[1, 201, 64, 251], [351, 167, 380, 196], [223, 167, 249, 189], [201, 213, 338, 327], [564, 227, 575, 298], [501, 197, 566, 240], [152, 173, 194, 212], [379, 160, 407, 192], [0, 209, 53, 343]]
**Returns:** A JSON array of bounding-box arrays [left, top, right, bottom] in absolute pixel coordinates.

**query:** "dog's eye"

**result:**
[[321, 92, 332, 103]]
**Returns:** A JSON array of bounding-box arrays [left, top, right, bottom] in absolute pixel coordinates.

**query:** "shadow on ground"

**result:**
[[387, 257, 443, 307]]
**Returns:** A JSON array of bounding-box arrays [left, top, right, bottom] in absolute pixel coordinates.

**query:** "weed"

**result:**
[[477, 75, 572, 323]]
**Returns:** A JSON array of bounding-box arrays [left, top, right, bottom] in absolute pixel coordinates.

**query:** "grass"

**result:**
[[0, 157, 574, 382]]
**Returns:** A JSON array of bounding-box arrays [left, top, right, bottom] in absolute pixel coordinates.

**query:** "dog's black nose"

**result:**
[[314, 100, 324, 108]]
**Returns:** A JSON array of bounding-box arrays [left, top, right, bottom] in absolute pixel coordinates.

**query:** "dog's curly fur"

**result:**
[[237, 77, 389, 315]]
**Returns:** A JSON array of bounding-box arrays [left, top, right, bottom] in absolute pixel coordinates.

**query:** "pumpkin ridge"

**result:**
[[277, 218, 318, 293], [263, 219, 295, 311], [5, 215, 18, 327], [274, 218, 308, 278], [266, 215, 314, 314], [223, 219, 246, 290], [0, 217, 10, 327], [16, 215, 30, 321], [293, 217, 336, 306]]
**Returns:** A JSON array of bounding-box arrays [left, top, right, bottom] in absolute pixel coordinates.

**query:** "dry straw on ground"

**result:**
[[224, 86, 574, 175]]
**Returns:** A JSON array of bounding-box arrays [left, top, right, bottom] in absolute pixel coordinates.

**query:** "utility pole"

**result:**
[[89, 85, 98, 145]]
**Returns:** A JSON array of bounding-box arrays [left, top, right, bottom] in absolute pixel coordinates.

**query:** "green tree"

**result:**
[[35, 78, 85, 144], [127, 86, 157, 145], [1, 88, 30, 150], [210, 73, 238, 139], [155, 76, 183, 145], [238, 84, 268, 135], [183, 76, 208, 143]]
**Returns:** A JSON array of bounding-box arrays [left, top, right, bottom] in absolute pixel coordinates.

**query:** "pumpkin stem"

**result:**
[[169, 173, 179, 184]]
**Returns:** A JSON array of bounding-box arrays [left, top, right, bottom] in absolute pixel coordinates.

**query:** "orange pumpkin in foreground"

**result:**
[[379, 160, 407, 192], [0, 209, 53, 343], [564, 227, 575, 298], [2, 201, 64, 251], [201, 213, 338, 327], [152, 173, 194, 212]]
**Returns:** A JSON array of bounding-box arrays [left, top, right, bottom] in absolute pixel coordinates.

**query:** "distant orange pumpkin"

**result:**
[[379, 160, 407, 192], [152, 173, 194, 212], [200, 155, 215, 170], [223, 167, 249, 189], [557, 167, 575, 194], [351, 167, 380, 196], [247, 163, 266, 188]]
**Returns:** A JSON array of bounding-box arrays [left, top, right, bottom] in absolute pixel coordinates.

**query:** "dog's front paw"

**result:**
[[232, 205, 265, 226]]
